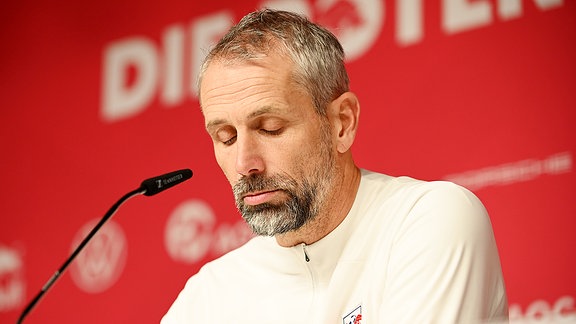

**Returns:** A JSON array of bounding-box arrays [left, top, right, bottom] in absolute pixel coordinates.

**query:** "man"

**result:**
[[162, 9, 507, 323]]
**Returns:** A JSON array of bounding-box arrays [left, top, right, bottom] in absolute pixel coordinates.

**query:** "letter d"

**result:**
[[101, 37, 158, 122]]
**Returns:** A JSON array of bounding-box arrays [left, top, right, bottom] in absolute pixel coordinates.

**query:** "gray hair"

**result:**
[[198, 9, 350, 116]]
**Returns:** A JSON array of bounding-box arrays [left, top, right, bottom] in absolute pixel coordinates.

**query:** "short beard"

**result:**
[[233, 119, 335, 237], [233, 174, 317, 236]]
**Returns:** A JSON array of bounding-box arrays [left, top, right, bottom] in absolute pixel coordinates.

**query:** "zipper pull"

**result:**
[[302, 243, 310, 262]]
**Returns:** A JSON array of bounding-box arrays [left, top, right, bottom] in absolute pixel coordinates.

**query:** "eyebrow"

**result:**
[[205, 106, 283, 131], [205, 119, 227, 132], [247, 106, 280, 119]]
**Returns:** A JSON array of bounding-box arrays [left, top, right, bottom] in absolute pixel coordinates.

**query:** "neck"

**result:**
[[275, 159, 361, 247]]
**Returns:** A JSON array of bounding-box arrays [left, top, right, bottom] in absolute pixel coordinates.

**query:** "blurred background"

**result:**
[[1, 0, 574, 322]]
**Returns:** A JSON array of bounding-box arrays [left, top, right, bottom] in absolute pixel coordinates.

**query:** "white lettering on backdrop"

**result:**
[[101, 11, 233, 122], [444, 151, 573, 191], [100, 0, 564, 121], [509, 296, 576, 323]]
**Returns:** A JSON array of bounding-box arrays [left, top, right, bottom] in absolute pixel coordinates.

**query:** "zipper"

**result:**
[[301, 243, 318, 321], [302, 243, 310, 262]]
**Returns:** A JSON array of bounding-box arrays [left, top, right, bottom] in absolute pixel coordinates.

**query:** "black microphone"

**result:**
[[140, 169, 193, 196], [16, 169, 193, 324]]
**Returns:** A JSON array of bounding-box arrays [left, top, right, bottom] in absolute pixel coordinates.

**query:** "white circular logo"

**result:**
[[260, 0, 383, 61], [0, 244, 25, 311], [69, 219, 127, 294], [164, 199, 215, 264]]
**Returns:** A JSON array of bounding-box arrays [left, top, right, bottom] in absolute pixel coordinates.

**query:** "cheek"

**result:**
[[214, 148, 237, 182], [284, 145, 319, 179]]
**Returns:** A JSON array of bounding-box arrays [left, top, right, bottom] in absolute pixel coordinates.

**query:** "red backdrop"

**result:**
[[1, 0, 575, 323]]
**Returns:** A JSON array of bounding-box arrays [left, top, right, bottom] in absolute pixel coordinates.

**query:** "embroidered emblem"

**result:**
[[343, 305, 362, 324]]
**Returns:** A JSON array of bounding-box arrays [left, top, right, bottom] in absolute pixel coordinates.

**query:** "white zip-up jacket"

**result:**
[[162, 170, 508, 323]]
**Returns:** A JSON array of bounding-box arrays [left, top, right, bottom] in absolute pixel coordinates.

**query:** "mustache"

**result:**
[[233, 173, 297, 198]]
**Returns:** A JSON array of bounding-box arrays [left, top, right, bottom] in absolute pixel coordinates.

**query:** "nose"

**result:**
[[235, 133, 265, 177]]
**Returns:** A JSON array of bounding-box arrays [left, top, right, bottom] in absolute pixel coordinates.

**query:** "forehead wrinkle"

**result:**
[[202, 77, 285, 109], [201, 58, 295, 131]]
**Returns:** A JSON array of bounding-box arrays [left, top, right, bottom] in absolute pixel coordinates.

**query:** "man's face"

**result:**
[[200, 53, 337, 236]]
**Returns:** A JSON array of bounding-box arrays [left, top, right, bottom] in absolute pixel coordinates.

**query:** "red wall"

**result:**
[[1, 0, 574, 322]]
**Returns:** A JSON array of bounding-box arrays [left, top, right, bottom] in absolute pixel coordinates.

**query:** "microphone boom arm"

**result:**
[[16, 187, 145, 324], [16, 168, 192, 323]]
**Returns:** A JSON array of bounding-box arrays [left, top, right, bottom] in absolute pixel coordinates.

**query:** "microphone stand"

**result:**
[[16, 187, 145, 324], [16, 168, 192, 323]]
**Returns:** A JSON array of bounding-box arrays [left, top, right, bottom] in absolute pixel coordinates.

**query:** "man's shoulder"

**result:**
[[360, 168, 478, 202], [357, 169, 488, 233]]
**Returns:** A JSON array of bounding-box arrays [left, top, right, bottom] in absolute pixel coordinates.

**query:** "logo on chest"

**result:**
[[343, 305, 362, 324]]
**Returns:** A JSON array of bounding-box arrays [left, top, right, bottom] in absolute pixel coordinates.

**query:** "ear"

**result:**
[[328, 92, 360, 154]]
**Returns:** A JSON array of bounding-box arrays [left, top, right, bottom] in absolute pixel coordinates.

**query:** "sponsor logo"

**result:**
[[444, 151, 572, 191], [510, 296, 576, 323], [69, 219, 127, 294], [165, 199, 253, 264], [156, 173, 184, 190], [343, 305, 362, 324], [165, 199, 216, 263], [0, 245, 24, 312], [261, 0, 383, 61]]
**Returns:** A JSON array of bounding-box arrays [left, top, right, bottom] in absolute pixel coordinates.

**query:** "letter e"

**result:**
[[443, 0, 492, 34]]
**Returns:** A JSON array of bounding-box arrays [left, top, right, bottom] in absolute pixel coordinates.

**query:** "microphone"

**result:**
[[16, 169, 193, 324], [140, 169, 193, 196]]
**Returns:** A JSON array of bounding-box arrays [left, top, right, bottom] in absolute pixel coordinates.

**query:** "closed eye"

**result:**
[[212, 126, 237, 146], [222, 135, 237, 146], [260, 128, 283, 136]]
